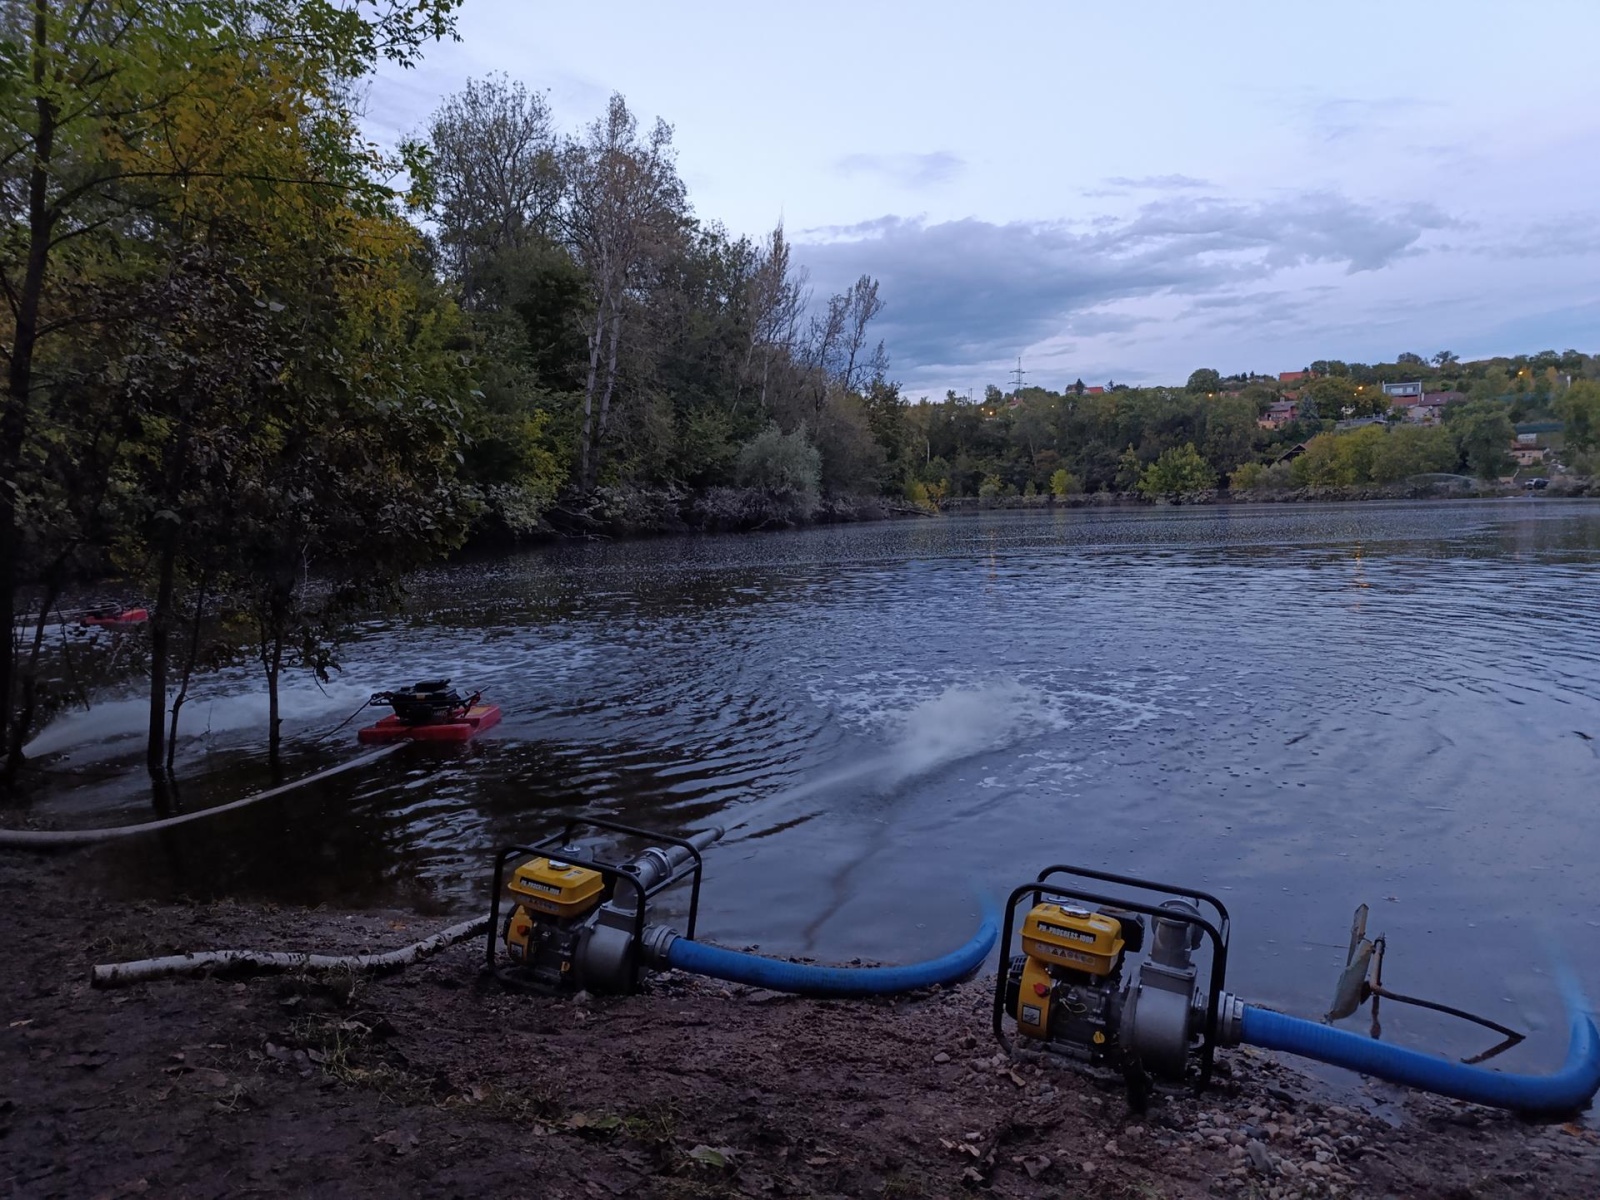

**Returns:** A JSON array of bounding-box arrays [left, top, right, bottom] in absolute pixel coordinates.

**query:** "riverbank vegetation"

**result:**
[[904, 363, 1600, 503], [2, 2, 906, 793], [4, 2, 1599, 795]]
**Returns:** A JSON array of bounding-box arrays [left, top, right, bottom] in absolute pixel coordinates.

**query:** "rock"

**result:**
[[933, 1052, 950, 1064], [1246, 1140, 1273, 1174]]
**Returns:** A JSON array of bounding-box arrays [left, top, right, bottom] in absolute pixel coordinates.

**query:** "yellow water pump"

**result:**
[[995, 864, 1236, 1096]]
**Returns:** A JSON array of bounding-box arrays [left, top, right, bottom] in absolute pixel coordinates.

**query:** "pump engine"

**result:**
[[995, 864, 1243, 1098], [488, 817, 722, 995], [369, 679, 476, 725]]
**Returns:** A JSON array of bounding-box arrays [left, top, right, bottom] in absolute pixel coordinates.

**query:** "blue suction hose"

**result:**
[[1235, 986, 1600, 1115], [661, 914, 998, 998]]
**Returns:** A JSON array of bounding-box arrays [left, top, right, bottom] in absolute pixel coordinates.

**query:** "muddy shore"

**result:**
[[2, 854, 1596, 1199]]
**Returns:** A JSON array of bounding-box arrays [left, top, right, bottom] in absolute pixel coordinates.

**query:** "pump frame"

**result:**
[[486, 816, 710, 991], [993, 863, 1232, 1089]]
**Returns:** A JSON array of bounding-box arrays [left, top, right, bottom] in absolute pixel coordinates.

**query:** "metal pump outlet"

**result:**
[[995, 865, 1239, 1099], [488, 818, 723, 994]]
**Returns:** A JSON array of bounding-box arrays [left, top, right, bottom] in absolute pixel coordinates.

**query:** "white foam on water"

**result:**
[[767, 680, 1074, 809], [21, 674, 375, 760]]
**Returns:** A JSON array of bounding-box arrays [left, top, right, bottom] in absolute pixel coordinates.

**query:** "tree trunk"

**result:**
[[578, 301, 607, 492], [596, 296, 623, 450], [0, 3, 59, 783], [3, 580, 58, 787], [146, 529, 179, 806], [91, 912, 488, 988], [265, 600, 285, 774], [165, 573, 209, 775]]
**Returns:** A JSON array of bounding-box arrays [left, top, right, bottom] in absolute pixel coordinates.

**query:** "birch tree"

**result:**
[[561, 93, 685, 492]]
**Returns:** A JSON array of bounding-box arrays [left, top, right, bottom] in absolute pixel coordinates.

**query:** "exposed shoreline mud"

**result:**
[[3, 855, 1597, 1198]]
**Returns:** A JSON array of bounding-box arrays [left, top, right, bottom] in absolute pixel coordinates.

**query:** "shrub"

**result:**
[[1229, 462, 1265, 490], [1137, 443, 1216, 498], [735, 423, 822, 507], [1049, 468, 1082, 497]]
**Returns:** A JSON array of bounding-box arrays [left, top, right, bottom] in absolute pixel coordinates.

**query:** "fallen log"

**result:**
[[91, 913, 488, 988]]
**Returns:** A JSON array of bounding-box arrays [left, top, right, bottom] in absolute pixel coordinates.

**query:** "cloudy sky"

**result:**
[[367, 0, 1600, 397]]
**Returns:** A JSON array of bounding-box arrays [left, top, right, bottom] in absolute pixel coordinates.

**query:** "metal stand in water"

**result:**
[[995, 862, 1600, 1116]]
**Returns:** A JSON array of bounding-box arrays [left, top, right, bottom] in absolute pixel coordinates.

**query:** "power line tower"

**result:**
[[1009, 356, 1027, 395]]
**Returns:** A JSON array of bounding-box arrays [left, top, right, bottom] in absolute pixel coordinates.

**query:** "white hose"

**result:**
[[0, 745, 402, 848], [91, 913, 489, 988]]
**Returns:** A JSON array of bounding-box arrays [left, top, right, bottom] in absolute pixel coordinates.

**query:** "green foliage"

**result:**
[[1284, 425, 1459, 487], [1, 0, 469, 777], [1555, 380, 1600, 451], [1446, 401, 1515, 479], [1186, 368, 1222, 393], [1049, 468, 1081, 497], [1229, 461, 1266, 490], [1137, 444, 1216, 498], [735, 423, 821, 503], [1369, 425, 1458, 482], [903, 479, 937, 510]]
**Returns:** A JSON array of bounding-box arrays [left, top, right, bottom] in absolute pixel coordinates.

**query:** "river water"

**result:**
[[30, 499, 1600, 1083]]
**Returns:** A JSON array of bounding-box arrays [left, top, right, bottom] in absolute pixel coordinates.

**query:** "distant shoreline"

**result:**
[[937, 480, 1597, 511]]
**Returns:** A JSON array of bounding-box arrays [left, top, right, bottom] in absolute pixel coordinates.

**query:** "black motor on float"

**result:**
[[368, 679, 476, 726]]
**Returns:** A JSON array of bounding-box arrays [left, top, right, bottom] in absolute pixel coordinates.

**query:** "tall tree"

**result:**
[[422, 73, 560, 306], [1, 0, 463, 787], [562, 93, 686, 491]]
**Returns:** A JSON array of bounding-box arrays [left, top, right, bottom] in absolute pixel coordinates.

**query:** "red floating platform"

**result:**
[[358, 704, 502, 745], [80, 608, 148, 630]]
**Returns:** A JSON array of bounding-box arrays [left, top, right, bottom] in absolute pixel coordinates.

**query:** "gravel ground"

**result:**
[[2, 853, 1597, 1199]]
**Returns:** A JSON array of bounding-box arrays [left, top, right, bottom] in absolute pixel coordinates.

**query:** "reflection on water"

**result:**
[[30, 499, 1600, 1087]]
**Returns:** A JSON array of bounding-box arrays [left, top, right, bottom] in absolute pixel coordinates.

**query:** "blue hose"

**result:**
[[663, 915, 998, 998], [1240, 1001, 1600, 1115]]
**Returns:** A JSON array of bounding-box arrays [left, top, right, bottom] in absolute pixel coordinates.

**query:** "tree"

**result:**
[[1396, 351, 1425, 366], [1555, 380, 1600, 451], [1186, 368, 1222, 393], [422, 74, 560, 306], [1137, 443, 1216, 498], [1447, 401, 1514, 478], [2, 0, 464, 787], [562, 93, 687, 492], [1201, 396, 1258, 473], [737, 223, 808, 417], [1432, 350, 1459, 368], [735, 422, 820, 506]]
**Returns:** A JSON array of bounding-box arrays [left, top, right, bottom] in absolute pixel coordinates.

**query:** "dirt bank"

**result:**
[[2, 854, 1596, 1199]]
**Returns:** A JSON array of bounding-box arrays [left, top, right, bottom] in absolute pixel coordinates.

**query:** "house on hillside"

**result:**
[[1259, 400, 1299, 429], [1278, 370, 1310, 384], [1386, 389, 1460, 425], [1383, 381, 1424, 399], [1275, 442, 1309, 464], [1510, 441, 1549, 468]]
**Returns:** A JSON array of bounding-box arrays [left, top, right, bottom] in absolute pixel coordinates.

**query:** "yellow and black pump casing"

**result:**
[[1013, 903, 1129, 1043], [1020, 903, 1126, 977], [507, 857, 605, 919]]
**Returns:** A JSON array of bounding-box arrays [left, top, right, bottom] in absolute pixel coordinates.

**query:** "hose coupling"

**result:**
[[638, 923, 680, 971], [1214, 991, 1247, 1047]]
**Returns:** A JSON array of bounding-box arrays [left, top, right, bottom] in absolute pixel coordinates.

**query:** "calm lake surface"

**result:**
[[35, 499, 1600, 1081]]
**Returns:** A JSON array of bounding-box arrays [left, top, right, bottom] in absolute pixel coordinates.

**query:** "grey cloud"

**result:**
[[1102, 174, 1212, 190], [1481, 215, 1600, 259], [795, 192, 1453, 370], [834, 151, 965, 187]]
